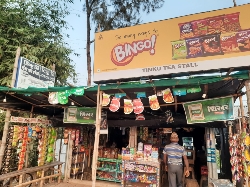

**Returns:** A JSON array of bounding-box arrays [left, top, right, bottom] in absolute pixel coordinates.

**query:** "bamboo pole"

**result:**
[[58, 128, 63, 162], [0, 47, 21, 169], [64, 132, 72, 182], [25, 106, 34, 168], [92, 85, 102, 187]]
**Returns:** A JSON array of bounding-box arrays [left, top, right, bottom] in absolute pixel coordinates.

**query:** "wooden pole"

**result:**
[[64, 132, 73, 182], [25, 106, 34, 168], [92, 85, 102, 187], [58, 128, 63, 162], [0, 47, 21, 169]]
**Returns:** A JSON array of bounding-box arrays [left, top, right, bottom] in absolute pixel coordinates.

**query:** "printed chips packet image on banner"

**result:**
[[192, 19, 208, 37], [178, 22, 194, 39], [171, 40, 187, 60], [236, 30, 250, 52], [201, 34, 223, 56], [220, 32, 240, 54], [224, 12, 241, 32], [207, 15, 226, 34], [186, 37, 204, 58]]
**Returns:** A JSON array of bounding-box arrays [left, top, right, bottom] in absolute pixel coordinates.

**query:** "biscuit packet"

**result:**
[[220, 32, 240, 54], [178, 22, 194, 39], [171, 40, 187, 60], [186, 37, 204, 58], [236, 29, 250, 52], [201, 34, 223, 56]]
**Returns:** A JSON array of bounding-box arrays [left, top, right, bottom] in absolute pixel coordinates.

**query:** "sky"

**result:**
[[63, 0, 250, 86]]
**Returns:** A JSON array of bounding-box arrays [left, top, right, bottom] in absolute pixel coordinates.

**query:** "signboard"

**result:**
[[63, 107, 96, 124], [10, 116, 52, 124], [15, 57, 56, 88], [94, 4, 250, 82], [183, 96, 234, 124]]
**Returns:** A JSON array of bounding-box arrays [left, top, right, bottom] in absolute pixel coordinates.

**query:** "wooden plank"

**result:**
[[39, 170, 45, 187], [57, 165, 62, 183], [0, 162, 63, 180], [15, 173, 61, 187]]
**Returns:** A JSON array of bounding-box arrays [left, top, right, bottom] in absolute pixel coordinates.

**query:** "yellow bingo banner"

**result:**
[[93, 4, 250, 82]]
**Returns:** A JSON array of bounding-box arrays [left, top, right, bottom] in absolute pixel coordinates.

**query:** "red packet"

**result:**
[[133, 99, 144, 114], [109, 97, 120, 112]]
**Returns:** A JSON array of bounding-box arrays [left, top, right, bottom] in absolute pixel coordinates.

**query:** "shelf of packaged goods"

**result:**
[[97, 167, 117, 172], [96, 177, 120, 183], [125, 181, 157, 184], [125, 170, 157, 174], [98, 158, 122, 162]]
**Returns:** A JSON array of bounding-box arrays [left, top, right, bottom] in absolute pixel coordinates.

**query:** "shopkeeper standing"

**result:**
[[163, 132, 190, 187]]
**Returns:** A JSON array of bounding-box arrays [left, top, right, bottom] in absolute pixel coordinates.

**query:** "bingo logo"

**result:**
[[111, 35, 157, 66]]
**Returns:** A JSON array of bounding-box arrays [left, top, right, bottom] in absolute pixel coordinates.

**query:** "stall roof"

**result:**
[[0, 71, 247, 127]]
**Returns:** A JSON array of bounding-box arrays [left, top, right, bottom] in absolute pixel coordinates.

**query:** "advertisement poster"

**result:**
[[15, 57, 56, 88], [94, 4, 250, 82], [183, 96, 234, 124], [63, 107, 96, 124], [100, 112, 108, 134]]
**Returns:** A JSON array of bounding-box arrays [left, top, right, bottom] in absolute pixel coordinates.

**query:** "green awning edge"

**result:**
[[0, 70, 248, 94]]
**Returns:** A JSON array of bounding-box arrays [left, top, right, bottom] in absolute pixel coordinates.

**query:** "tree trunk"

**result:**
[[86, 0, 92, 86], [233, 0, 237, 7]]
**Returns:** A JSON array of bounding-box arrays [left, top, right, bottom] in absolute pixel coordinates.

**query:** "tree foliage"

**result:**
[[90, 0, 164, 31], [0, 0, 77, 86], [83, 0, 164, 85]]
